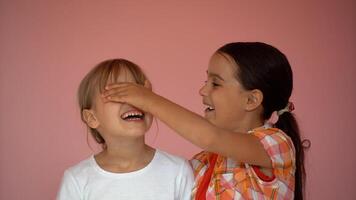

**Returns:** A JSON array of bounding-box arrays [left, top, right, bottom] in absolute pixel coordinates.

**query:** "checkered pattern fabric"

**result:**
[[190, 127, 296, 200]]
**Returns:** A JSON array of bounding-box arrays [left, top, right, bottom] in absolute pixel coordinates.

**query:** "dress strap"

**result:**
[[195, 153, 218, 200]]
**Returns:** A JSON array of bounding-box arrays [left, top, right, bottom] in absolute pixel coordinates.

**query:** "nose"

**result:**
[[199, 83, 208, 97]]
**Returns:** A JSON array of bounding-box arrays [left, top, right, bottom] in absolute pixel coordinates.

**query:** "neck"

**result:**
[[233, 113, 264, 133], [95, 136, 155, 172]]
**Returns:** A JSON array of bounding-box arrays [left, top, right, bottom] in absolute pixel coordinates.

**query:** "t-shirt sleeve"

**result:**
[[253, 129, 295, 177], [56, 170, 82, 200], [175, 160, 194, 200]]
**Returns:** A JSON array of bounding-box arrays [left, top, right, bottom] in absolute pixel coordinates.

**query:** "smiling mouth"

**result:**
[[120, 110, 145, 121], [204, 105, 215, 112]]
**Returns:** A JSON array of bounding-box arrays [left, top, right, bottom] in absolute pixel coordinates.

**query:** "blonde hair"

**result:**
[[77, 59, 149, 148]]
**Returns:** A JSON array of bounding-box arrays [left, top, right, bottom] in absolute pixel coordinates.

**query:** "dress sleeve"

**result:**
[[253, 129, 296, 178], [56, 170, 82, 200], [175, 160, 194, 200]]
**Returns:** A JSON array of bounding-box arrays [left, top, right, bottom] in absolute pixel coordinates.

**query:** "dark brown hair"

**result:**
[[218, 42, 308, 200]]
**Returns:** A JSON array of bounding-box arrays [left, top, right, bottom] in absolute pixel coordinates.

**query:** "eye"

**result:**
[[204, 79, 221, 88], [212, 82, 220, 87]]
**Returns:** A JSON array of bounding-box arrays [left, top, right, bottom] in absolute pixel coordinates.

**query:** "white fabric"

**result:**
[[57, 149, 194, 200]]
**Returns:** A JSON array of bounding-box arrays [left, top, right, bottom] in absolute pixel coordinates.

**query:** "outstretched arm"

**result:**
[[102, 82, 271, 168]]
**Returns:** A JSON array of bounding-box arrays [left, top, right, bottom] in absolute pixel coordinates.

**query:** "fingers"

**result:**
[[101, 82, 146, 105], [102, 94, 127, 103], [105, 83, 130, 90], [101, 86, 128, 104], [101, 88, 128, 102], [102, 87, 126, 97]]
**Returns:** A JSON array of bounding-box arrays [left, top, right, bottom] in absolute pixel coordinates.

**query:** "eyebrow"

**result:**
[[206, 71, 225, 81]]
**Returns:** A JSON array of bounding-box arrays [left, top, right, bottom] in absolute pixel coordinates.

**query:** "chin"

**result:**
[[126, 127, 148, 136], [206, 118, 213, 124], [208, 120, 227, 130]]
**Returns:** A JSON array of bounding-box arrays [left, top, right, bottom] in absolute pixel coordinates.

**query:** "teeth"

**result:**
[[121, 111, 144, 119], [203, 102, 214, 112], [206, 106, 215, 111]]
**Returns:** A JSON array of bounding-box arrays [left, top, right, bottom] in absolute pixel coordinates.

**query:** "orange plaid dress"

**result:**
[[190, 127, 296, 200]]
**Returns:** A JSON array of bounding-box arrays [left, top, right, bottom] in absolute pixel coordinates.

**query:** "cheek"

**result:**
[[215, 95, 243, 118], [98, 104, 120, 120], [145, 113, 153, 126]]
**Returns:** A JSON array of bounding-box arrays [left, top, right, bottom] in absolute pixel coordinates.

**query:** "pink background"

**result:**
[[1, 0, 355, 199]]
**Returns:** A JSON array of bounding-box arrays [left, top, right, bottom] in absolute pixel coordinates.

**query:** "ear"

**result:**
[[144, 80, 152, 91], [82, 109, 100, 129], [245, 89, 263, 111]]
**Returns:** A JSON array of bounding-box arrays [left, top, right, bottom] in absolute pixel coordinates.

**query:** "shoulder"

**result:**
[[189, 151, 213, 176], [155, 149, 187, 165], [58, 156, 94, 198], [63, 155, 95, 179], [251, 127, 296, 170], [251, 127, 295, 153], [154, 149, 192, 173], [251, 126, 288, 139], [190, 151, 214, 166]]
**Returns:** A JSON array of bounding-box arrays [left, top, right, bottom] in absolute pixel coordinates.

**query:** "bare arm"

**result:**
[[148, 94, 271, 167], [103, 83, 271, 168]]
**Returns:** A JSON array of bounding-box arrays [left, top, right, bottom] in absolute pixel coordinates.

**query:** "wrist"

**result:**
[[144, 93, 161, 113], [143, 92, 158, 113]]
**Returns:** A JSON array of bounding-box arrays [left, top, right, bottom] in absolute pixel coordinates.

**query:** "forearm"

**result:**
[[146, 94, 272, 167], [147, 94, 218, 149]]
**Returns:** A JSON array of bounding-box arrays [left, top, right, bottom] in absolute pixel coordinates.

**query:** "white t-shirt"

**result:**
[[57, 149, 194, 200]]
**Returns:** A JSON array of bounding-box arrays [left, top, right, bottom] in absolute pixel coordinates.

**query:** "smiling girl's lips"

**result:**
[[120, 110, 145, 121], [205, 105, 215, 112], [203, 101, 215, 113]]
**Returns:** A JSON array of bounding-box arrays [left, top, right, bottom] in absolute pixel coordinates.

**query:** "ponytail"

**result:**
[[217, 42, 310, 199], [276, 112, 309, 200]]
